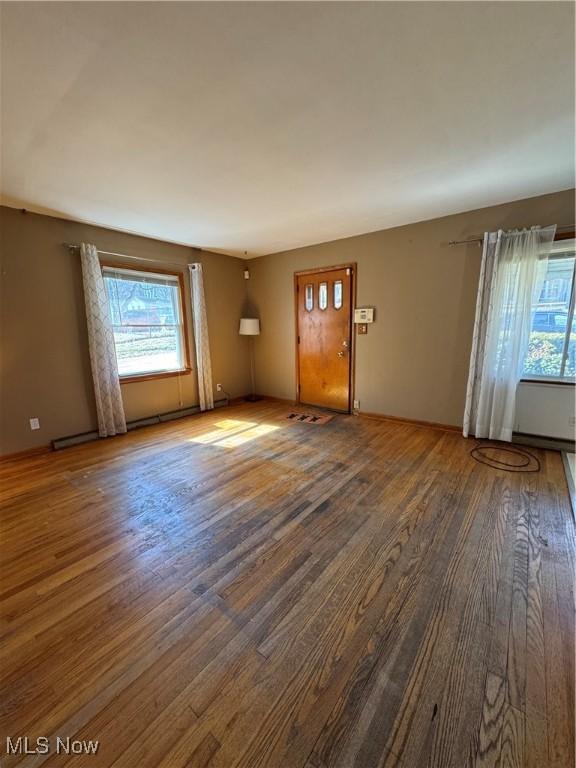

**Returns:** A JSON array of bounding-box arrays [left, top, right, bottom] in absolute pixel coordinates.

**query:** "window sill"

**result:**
[[520, 377, 575, 386], [119, 368, 192, 385]]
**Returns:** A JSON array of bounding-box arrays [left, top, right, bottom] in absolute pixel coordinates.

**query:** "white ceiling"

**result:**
[[1, 2, 574, 257]]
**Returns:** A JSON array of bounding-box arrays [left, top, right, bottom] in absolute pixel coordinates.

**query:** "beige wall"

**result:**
[[247, 189, 575, 427], [2, 189, 573, 455], [0, 207, 251, 454]]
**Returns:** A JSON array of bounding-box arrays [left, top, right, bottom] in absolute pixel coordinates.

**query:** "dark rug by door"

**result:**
[[284, 411, 334, 425]]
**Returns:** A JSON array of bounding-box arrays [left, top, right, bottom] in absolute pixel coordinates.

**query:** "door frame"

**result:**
[[294, 262, 357, 413]]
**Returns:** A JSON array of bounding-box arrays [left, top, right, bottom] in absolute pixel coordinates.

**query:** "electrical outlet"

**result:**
[[353, 400, 360, 410], [29, 417, 40, 431], [216, 383, 223, 392]]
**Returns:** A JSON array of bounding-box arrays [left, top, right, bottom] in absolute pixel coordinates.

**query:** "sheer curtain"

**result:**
[[189, 263, 214, 411], [463, 226, 556, 442], [80, 243, 127, 437]]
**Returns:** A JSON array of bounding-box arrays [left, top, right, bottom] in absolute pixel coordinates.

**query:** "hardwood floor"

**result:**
[[1, 401, 574, 768]]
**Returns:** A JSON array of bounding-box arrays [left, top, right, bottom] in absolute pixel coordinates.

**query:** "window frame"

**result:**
[[521, 231, 576, 386], [101, 261, 192, 384]]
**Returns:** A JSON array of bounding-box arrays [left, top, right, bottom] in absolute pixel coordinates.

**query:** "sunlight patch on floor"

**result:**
[[189, 419, 257, 444], [189, 419, 279, 448]]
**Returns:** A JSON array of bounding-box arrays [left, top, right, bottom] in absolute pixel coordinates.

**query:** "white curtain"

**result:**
[[189, 263, 214, 411], [463, 226, 556, 442], [80, 243, 127, 437]]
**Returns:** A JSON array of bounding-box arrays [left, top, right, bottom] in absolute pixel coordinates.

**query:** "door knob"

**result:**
[[337, 351, 345, 357]]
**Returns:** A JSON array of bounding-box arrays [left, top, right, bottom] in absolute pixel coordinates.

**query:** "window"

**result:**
[[318, 282, 328, 310], [523, 238, 576, 381], [334, 280, 343, 310], [305, 284, 314, 311], [102, 265, 189, 380]]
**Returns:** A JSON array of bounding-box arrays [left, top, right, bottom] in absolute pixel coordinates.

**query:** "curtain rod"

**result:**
[[449, 224, 575, 247], [63, 242, 193, 269], [448, 237, 483, 247]]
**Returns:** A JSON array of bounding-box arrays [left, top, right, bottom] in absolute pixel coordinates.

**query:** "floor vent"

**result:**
[[284, 411, 334, 425]]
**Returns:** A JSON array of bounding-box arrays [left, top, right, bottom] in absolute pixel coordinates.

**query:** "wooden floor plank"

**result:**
[[0, 402, 573, 768]]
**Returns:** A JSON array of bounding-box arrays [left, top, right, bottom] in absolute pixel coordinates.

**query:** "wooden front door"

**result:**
[[296, 265, 354, 412]]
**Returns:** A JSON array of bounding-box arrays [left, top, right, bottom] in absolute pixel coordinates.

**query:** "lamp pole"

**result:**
[[248, 336, 257, 401], [239, 318, 261, 402]]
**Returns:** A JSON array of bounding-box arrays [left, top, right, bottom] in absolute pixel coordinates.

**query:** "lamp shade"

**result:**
[[239, 318, 260, 336]]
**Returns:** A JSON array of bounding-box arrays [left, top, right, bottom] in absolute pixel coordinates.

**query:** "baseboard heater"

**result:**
[[512, 431, 575, 453], [52, 398, 229, 451]]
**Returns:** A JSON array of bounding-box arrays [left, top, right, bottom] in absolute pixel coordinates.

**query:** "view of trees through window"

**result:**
[[523, 240, 576, 379], [103, 269, 185, 376]]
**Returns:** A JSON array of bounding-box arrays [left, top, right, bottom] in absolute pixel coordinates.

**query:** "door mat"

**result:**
[[284, 412, 334, 425]]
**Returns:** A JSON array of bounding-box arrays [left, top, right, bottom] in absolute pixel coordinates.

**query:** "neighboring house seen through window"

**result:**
[[102, 265, 189, 381], [523, 237, 576, 381]]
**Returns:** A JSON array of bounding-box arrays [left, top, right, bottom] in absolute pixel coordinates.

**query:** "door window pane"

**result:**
[[305, 284, 313, 311], [334, 280, 343, 309], [319, 282, 328, 310]]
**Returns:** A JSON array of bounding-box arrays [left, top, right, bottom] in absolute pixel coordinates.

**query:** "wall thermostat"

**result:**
[[354, 307, 375, 323]]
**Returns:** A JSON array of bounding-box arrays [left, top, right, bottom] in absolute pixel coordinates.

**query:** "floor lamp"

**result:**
[[239, 318, 261, 402]]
